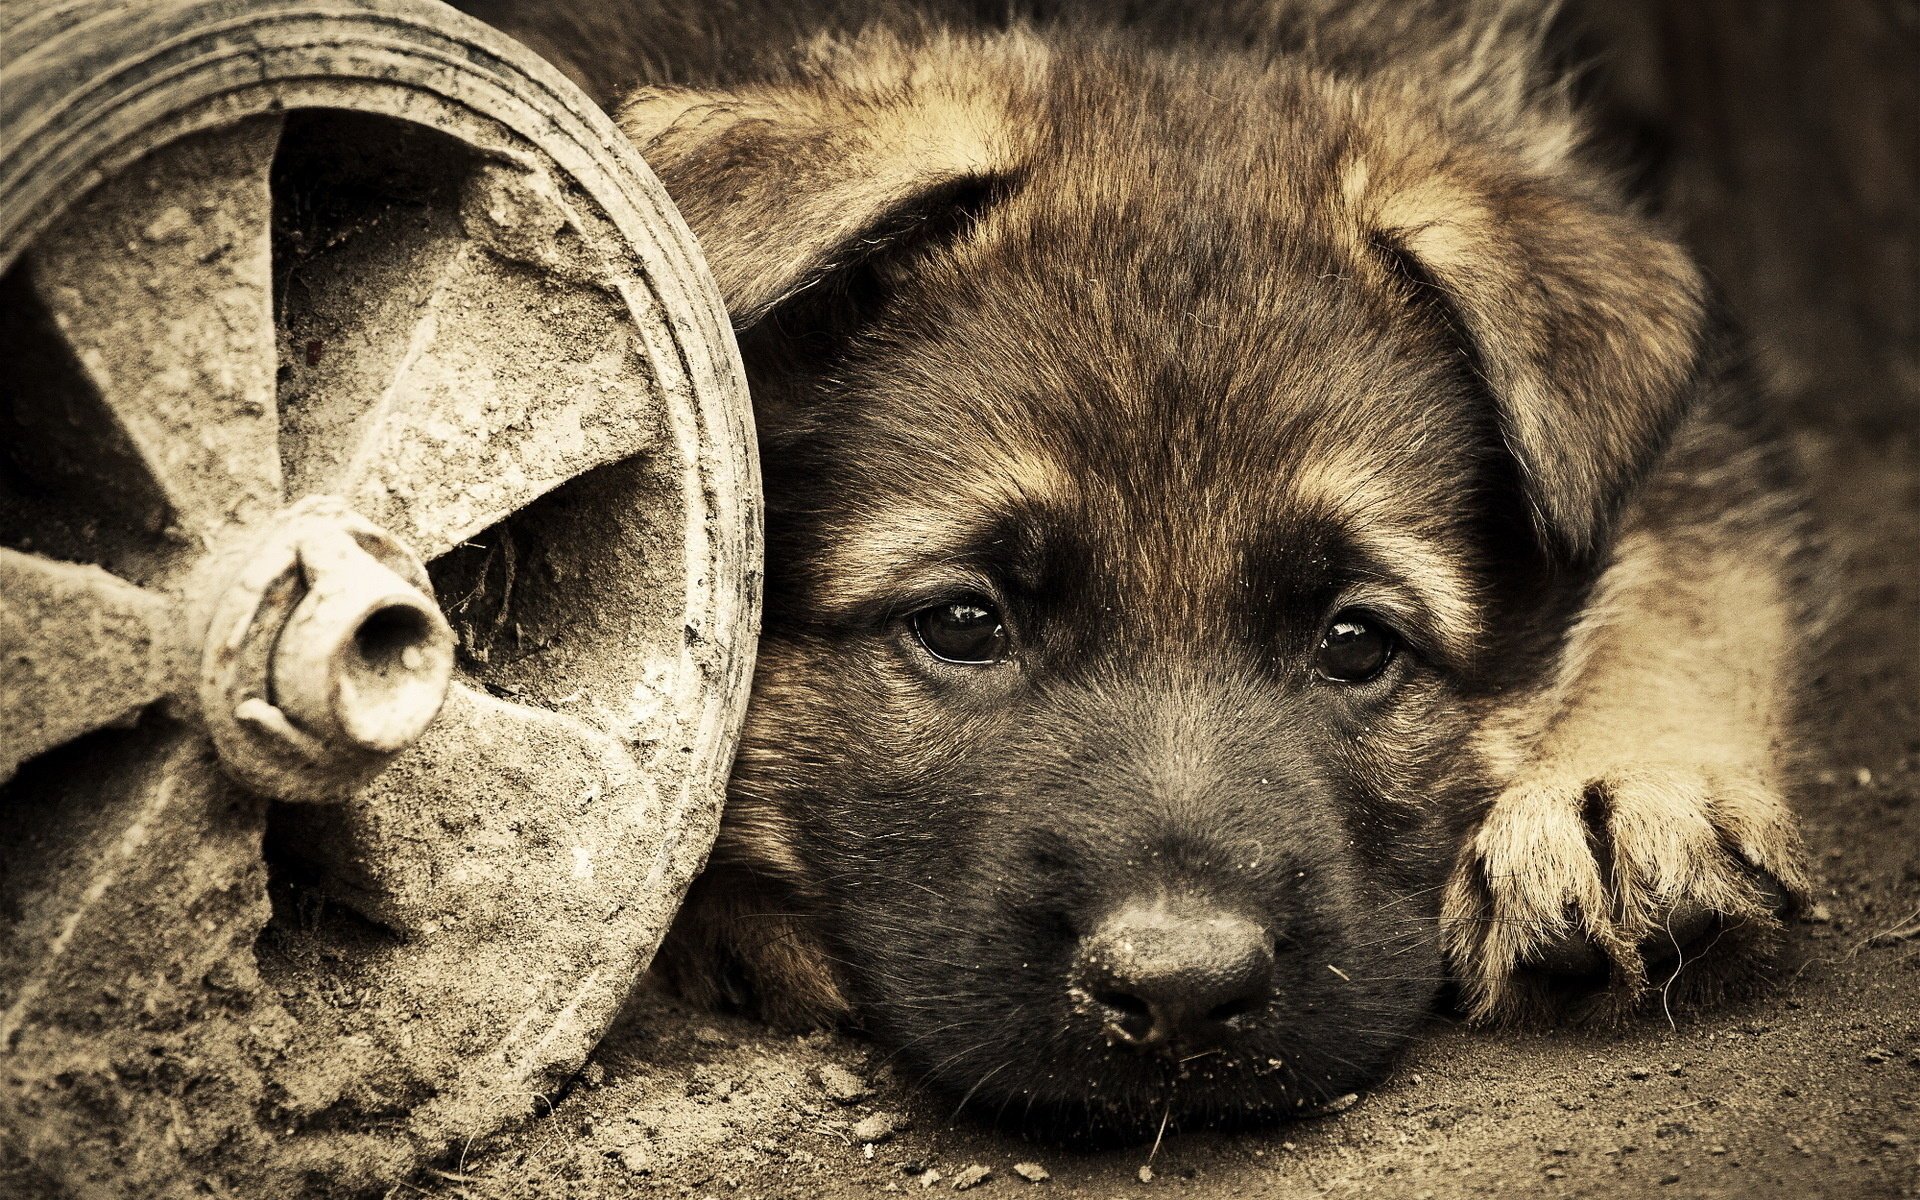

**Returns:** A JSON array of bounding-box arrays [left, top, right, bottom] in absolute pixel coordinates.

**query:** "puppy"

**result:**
[[463, 0, 1816, 1139]]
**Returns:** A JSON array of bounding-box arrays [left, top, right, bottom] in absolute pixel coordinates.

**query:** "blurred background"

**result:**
[[1573, 0, 1916, 431]]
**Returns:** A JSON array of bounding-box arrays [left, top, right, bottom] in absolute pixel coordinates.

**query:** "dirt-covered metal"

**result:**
[[0, 1, 760, 1195]]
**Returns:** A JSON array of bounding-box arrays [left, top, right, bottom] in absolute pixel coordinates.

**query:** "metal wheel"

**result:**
[[0, 1, 759, 1194]]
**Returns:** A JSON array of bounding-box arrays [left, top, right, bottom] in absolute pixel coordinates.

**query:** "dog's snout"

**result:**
[[1075, 899, 1275, 1051]]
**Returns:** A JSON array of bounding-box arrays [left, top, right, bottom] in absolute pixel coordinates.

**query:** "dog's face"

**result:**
[[742, 230, 1496, 1131], [628, 29, 1703, 1139]]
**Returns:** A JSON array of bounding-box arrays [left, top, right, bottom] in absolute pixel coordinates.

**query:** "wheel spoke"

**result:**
[[281, 158, 662, 561], [21, 116, 284, 542], [273, 682, 658, 938], [0, 724, 267, 1051], [267, 681, 671, 1099], [0, 548, 184, 780]]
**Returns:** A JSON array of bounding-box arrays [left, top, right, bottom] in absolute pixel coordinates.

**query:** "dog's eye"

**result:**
[[1315, 612, 1395, 683], [911, 598, 1009, 665]]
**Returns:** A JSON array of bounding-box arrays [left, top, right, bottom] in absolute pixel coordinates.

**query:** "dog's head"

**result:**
[[625, 25, 1704, 1139]]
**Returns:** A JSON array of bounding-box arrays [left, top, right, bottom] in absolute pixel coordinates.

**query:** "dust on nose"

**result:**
[[1072, 897, 1276, 1052]]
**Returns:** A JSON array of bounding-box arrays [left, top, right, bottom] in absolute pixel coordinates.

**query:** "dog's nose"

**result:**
[[1074, 899, 1275, 1050]]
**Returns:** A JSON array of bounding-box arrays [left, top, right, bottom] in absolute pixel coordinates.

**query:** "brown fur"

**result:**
[[1445, 344, 1818, 1023], [461, 0, 1816, 1134]]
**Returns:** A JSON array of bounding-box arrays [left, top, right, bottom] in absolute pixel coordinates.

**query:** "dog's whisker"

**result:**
[[948, 1057, 1014, 1122], [1146, 1084, 1174, 1168]]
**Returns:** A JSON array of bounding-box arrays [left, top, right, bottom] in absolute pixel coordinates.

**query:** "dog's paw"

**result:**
[[1442, 764, 1813, 1024]]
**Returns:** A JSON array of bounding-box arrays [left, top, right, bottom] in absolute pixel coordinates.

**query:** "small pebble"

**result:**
[[142, 206, 192, 242], [1865, 1047, 1891, 1064], [855, 1112, 904, 1144], [920, 1169, 944, 1189], [617, 1144, 653, 1175], [687, 1066, 735, 1098], [1013, 1162, 1051, 1183], [1544, 1167, 1566, 1179], [1855, 767, 1875, 787], [1660, 1173, 1681, 1185], [1806, 903, 1834, 924], [818, 1064, 872, 1105], [1138, 1164, 1155, 1183], [952, 1164, 993, 1190]]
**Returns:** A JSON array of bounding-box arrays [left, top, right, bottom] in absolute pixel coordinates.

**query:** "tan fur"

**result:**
[[651, 869, 853, 1028], [1338, 122, 1708, 554], [812, 445, 1071, 617], [614, 30, 1047, 322], [1290, 454, 1485, 661], [702, 639, 819, 884], [653, 637, 856, 1026], [1443, 518, 1814, 1023]]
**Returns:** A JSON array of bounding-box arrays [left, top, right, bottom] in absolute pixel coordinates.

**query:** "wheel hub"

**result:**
[[199, 495, 455, 801]]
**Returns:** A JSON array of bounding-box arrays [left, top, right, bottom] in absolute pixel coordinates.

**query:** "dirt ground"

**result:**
[[413, 399, 1920, 1199]]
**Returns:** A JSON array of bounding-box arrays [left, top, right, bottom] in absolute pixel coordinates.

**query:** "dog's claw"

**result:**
[[1442, 765, 1811, 1024]]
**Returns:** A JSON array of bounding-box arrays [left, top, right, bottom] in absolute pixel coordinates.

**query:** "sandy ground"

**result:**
[[419, 407, 1920, 1200]]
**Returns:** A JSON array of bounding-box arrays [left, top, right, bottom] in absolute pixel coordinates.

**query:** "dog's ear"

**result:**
[[1346, 147, 1708, 561], [613, 34, 1037, 327]]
